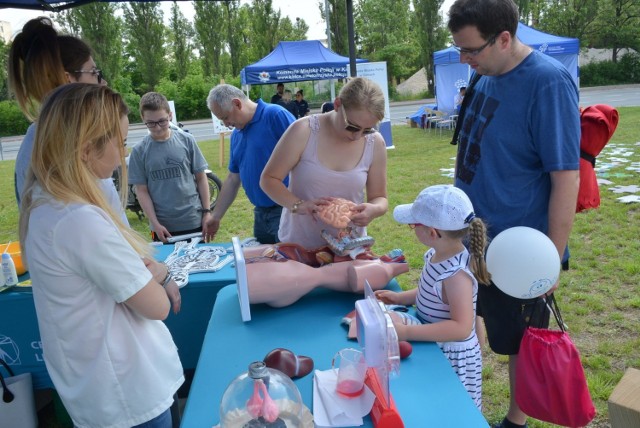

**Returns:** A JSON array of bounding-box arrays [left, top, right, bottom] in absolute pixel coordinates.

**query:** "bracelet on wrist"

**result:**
[[162, 272, 173, 288], [291, 199, 304, 214], [198, 208, 212, 214]]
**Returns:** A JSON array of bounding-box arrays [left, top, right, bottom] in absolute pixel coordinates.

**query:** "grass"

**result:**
[[3, 108, 640, 427]]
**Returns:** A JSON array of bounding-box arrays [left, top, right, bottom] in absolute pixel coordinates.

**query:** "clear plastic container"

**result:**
[[219, 361, 312, 428]]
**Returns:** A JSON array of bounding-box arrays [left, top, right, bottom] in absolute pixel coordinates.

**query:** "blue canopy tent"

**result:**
[[433, 22, 580, 115], [240, 40, 367, 86]]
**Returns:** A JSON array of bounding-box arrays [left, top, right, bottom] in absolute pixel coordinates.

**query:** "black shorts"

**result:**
[[477, 281, 550, 355]]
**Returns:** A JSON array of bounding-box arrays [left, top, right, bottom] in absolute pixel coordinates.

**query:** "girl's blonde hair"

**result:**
[[8, 17, 92, 121], [443, 218, 491, 284], [19, 83, 151, 259], [338, 77, 386, 120]]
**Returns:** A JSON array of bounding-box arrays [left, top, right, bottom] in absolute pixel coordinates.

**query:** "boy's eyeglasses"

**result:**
[[144, 118, 170, 128], [341, 107, 377, 135], [453, 34, 499, 57], [74, 68, 104, 84]]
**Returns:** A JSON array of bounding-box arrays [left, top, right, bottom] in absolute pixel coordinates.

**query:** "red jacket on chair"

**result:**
[[576, 104, 619, 213]]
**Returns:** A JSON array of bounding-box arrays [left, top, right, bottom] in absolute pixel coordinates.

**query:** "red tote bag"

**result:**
[[515, 295, 596, 427]]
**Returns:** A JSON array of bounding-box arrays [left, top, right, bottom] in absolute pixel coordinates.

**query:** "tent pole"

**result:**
[[325, 0, 336, 100], [346, 0, 357, 77]]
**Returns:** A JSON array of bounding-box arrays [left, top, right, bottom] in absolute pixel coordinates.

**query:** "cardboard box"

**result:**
[[609, 367, 640, 427]]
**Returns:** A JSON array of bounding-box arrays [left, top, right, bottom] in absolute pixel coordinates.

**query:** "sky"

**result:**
[[2, 0, 455, 41]]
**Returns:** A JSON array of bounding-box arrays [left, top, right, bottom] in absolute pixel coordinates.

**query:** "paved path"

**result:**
[[2, 84, 639, 161]]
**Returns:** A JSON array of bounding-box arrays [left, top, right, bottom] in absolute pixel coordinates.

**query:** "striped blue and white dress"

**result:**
[[400, 247, 482, 409]]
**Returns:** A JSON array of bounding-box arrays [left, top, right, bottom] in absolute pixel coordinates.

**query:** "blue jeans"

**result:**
[[132, 408, 172, 428], [253, 205, 282, 244]]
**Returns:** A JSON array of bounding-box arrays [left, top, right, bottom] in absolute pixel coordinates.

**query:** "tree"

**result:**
[[591, 0, 640, 62], [277, 16, 309, 41], [355, 0, 420, 86], [319, 0, 349, 55], [122, 2, 166, 93], [537, 0, 598, 41], [0, 39, 8, 100], [413, 0, 449, 94], [222, 1, 244, 77], [194, 0, 226, 77], [249, 0, 282, 58], [168, 1, 194, 82], [56, 3, 123, 84]]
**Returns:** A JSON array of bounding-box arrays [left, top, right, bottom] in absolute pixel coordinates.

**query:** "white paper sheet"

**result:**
[[312, 369, 375, 428]]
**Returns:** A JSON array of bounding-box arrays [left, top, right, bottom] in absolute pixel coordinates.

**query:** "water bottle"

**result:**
[[1, 253, 18, 286]]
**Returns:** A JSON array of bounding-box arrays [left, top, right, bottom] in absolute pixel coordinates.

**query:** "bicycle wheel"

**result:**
[[207, 171, 222, 209]]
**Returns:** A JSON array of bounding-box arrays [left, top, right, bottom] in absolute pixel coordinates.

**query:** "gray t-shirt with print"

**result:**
[[128, 129, 208, 232]]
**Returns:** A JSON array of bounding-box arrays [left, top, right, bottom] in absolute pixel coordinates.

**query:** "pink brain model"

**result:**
[[316, 198, 357, 229]]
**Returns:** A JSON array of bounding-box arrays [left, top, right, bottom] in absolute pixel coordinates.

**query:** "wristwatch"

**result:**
[[291, 199, 304, 214]]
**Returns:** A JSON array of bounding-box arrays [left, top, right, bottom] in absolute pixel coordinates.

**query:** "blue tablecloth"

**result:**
[[181, 284, 488, 427], [408, 103, 438, 127], [0, 242, 236, 389]]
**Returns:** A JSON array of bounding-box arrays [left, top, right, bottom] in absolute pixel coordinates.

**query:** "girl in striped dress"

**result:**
[[375, 185, 490, 410]]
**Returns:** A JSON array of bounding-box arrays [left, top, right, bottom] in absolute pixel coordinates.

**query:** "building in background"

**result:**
[[0, 20, 11, 43]]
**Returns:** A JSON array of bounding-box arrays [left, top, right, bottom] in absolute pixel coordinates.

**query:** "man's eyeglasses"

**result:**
[[144, 118, 170, 128], [341, 107, 377, 135], [453, 34, 499, 57], [74, 68, 104, 84]]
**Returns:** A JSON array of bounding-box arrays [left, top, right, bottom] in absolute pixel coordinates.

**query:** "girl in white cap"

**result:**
[[375, 184, 490, 410]]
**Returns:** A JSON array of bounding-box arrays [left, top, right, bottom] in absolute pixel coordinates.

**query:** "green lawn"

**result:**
[[2, 108, 640, 427]]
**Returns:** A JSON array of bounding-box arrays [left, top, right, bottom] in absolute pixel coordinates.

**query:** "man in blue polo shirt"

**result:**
[[206, 84, 295, 244]]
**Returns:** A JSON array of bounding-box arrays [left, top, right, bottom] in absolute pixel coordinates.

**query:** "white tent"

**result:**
[[433, 22, 580, 114]]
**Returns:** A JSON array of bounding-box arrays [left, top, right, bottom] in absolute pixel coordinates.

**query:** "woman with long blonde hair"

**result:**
[[19, 83, 183, 428]]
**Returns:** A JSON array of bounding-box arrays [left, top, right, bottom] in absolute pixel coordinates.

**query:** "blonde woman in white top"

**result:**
[[19, 83, 183, 428]]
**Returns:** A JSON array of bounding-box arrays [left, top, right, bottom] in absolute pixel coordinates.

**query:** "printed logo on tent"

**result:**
[[538, 43, 549, 53], [455, 79, 468, 90], [0, 334, 21, 365], [259, 71, 271, 83]]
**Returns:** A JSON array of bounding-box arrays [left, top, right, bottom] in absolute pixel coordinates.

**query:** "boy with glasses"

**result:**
[[447, 0, 580, 427], [128, 92, 213, 242]]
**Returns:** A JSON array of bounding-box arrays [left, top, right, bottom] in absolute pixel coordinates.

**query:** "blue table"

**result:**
[[0, 242, 236, 390], [408, 103, 438, 127], [181, 284, 488, 427]]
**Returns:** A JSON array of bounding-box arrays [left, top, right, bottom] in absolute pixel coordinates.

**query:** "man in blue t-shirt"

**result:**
[[448, 1, 580, 427], [206, 84, 295, 244]]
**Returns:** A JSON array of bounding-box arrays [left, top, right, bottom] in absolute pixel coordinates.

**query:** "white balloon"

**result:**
[[486, 226, 560, 299]]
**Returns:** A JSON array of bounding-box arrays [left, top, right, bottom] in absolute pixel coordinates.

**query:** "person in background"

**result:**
[[278, 89, 300, 118], [270, 82, 285, 104], [19, 83, 183, 428], [128, 92, 213, 243], [206, 84, 295, 244], [7, 17, 125, 225], [260, 77, 388, 249], [376, 185, 489, 410], [448, 0, 580, 426], [321, 101, 335, 113], [295, 89, 310, 117], [454, 86, 467, 113]]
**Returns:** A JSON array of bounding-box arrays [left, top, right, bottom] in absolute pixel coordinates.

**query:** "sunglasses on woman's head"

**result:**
[[340, 107, 377, 135], [74, 68, 104, 84]]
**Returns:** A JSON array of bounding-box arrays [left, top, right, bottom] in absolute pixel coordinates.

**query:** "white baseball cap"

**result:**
[[393, 185, 476, 231]]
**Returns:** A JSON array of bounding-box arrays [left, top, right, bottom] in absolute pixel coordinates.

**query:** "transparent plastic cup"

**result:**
[[332, 348, 366, 398]]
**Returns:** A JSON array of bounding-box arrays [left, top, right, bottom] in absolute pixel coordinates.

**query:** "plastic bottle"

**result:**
[[1, 253, 18, 286]]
